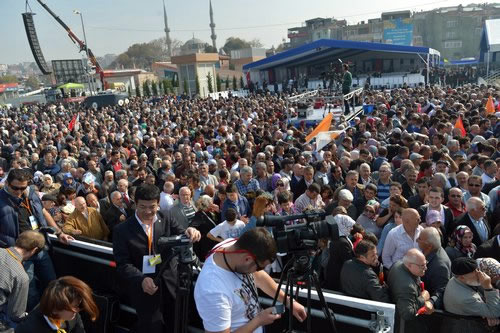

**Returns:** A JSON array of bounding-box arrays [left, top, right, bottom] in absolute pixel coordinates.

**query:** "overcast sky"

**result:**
[[0, 0, 490, 64]]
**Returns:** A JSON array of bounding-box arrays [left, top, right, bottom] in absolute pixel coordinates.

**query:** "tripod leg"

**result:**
[[311, 271, 337, 333], [306, 273, 312, 333]]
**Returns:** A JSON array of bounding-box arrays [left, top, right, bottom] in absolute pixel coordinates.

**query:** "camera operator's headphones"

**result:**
[[205, 238, 259, 262]]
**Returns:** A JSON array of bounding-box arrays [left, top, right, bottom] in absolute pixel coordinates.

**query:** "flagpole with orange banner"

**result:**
[[305, 113, 333, 144], [486, 95, 495, 115], [454, 115, 466, 137]]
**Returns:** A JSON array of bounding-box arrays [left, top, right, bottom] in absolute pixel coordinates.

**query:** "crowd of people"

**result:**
[[0, 81, 499, 332]]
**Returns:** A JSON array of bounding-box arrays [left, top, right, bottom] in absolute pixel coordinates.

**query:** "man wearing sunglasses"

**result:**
[[463, 175, 491, 212], [195, 228, 307, 333], [0, 169, 71, 311]]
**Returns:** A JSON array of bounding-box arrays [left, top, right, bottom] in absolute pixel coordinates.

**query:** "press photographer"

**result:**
[[112, 184, 201, 333], [194, 228, 307, 333]]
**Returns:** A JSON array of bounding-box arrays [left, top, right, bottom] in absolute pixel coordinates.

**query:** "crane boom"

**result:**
[[35, 0, 103, 78]]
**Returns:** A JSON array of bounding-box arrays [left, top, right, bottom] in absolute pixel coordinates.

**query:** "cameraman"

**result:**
[[194, 228, 307, 333], [112, 184, 201, 333]]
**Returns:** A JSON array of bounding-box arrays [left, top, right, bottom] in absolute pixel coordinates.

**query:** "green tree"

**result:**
[[204, 45, 218, 53], [232, 75, 237, 90], [225, 77, 230, 90], [223, 37, 251, 54], [25, 75, 40, 90], [183, 79, 189, 95], [216, 73, 221, 92], [135, 85, 141, 97], [207, 72, 214, 94], [195, 75, 200, 94], [151, 80, 158, 96], [143, 80, 151, 97], [162, 79, 169, 95], [0, 75, 17, 84], [240, 76, 245, 89]]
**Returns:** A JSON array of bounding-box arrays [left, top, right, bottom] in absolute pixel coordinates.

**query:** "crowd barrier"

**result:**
[[47, 235, 488, 333], [48, 234, 394, 332]]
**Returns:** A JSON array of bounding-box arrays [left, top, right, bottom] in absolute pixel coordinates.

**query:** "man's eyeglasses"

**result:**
[[277, 183, 284, 187], [410, 262, 427, 269], [10, 185, 27, 191]]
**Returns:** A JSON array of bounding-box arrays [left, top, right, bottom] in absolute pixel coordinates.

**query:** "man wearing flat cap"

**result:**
[[442, 257, 500, 332]]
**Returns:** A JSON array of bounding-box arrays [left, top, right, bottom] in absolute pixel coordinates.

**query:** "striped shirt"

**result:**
[[0, 248, 29, 322], [377, 180, 391, 202]]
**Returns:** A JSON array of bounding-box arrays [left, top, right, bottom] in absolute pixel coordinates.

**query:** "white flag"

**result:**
[[315, 130, 344, 151]]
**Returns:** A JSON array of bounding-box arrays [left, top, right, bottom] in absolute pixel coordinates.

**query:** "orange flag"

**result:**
[[305, 113, 333, 143], [486, 95, 495, 115], [454, 115, 466, 137]]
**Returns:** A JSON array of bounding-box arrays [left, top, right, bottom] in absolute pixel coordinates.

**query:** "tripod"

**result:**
[[154, 246, 199, 333], [272, 251, 337, 333]]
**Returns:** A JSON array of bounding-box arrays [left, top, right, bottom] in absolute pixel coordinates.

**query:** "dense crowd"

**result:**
[[0, 82, 500, 332]]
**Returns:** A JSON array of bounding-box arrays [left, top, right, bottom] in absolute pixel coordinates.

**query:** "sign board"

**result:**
[[52, 59, 87, 85], [383, 18, 413, 46]]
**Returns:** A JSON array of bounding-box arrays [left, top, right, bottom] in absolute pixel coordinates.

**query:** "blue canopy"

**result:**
[[244, 39, 440, 71]]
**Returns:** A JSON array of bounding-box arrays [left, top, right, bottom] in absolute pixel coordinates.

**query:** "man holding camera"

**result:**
[[113, 184, 201, 333], [194, 228, 307, 333]]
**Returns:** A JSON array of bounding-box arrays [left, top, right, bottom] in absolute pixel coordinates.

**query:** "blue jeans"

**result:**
[[23, 250, 56, 311]]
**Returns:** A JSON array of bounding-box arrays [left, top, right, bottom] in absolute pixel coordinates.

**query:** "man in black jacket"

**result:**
[[417, 187, 455, 238], [340, 240, 390, 303], [417, 227, 451, 310], [455, 197, 491, 248], [102, 191, 133, 241], [113, 184, 200, 333]]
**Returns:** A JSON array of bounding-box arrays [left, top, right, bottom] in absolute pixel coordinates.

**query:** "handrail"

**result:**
[[287, 89, 319, 103]]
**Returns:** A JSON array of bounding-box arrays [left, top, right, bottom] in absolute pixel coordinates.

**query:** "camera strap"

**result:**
[[222, 252, 260, 308]]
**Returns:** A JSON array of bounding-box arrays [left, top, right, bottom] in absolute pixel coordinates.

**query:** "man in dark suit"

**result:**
[[474, 234, 500, 261], [455, 197, 490, 248], [102, 191, 132, 240], [113, 184, 201, 333], [408, 177, 430, 209], [417, 227, 451, 310]]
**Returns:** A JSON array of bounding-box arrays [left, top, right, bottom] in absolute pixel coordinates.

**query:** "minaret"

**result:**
[[209, 0, 217, 50], [163, 0, 172, 58]]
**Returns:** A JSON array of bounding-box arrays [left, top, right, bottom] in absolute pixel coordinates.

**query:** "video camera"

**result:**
[[157, 234, 198, 265], [256, 210, 339, 254]]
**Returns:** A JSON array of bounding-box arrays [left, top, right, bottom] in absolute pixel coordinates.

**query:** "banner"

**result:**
[[315, 130, 344, 151], [305, 113, 333, 144]]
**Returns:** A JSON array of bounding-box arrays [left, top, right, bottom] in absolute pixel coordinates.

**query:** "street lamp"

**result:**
[[73, 9, 94, 95]]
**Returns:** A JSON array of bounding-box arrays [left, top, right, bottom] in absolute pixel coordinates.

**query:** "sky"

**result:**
[[0, 0, 493, 65]]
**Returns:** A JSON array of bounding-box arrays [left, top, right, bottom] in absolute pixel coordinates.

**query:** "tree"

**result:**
[[183, 79, 189, 95], [216, 73, 221, 92], [223, 37, 251, 54], [0, 75, 17, 84], [240, 76, 245, 90], [225, 76, 230, 90], [204, 45, 218, 53], [25, 75, 40, 90], [207, 72, 214, 94], [151, 80, 158, 96], [249, 38, 263, 48], [135, 85, 141, 97], [232, 75, 237, 90], [162, 79, 169, 95], [143, 80, 151, 97], [195, 75, 200, 95]]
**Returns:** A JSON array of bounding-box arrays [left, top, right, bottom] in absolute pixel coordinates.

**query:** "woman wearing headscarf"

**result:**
[[39, 174, 61, 196], [356, 200, 382, 239], [445, 225, 476, 262]]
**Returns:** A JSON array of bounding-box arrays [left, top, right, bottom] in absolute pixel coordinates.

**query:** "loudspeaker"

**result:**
[[22, 13, 52, 75]]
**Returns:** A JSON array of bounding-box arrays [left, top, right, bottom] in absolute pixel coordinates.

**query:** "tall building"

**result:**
[[209, 0, 217, 50], [163, 0, 172, 58], [413, 3, 500, 60], [285, 4, 500, 61]]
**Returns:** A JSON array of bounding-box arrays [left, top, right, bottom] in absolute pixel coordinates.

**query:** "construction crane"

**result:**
[[34, 0, 104, 86]]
